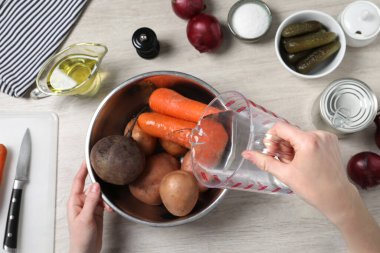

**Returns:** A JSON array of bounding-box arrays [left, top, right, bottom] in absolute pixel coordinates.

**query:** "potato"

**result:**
[[129, 153, 179, 205], [160, 170, 199, 217], [125, 119, 157, 155], [160, 139, 187, 157], [181, 151, 208, 192]]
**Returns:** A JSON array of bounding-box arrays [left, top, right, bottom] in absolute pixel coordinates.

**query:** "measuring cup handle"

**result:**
[[30, 87, 50, 99], [255, 133, 295, 161]]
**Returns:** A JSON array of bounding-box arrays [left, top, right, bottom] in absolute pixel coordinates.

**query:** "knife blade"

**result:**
[[3, 129, 32, 252]]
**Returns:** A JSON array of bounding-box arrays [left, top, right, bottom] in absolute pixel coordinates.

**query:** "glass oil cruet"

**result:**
[[31, 43, 108, 99]]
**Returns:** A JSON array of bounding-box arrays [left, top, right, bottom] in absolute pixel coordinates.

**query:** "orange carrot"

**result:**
[[0, 144, 7, 184], [192, 118, 228, 169], [138, 112, 228, 169], [138, 112, 196, 148], [149, 88, 219, 123]]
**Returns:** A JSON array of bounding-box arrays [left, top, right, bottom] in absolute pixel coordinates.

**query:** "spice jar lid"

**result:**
[[341, 1, 380, 39], [320, 78, 378, 133], [132, 27, 160, 59], [227, 0, 272, 42]]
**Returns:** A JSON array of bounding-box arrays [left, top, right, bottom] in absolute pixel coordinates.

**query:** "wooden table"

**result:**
[[1, 0, 379, 252]]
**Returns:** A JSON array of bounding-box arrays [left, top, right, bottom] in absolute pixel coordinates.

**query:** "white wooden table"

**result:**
[[1, 1, 379, 252]]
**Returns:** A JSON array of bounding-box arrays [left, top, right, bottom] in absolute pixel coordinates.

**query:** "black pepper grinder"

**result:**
[[132, 27, 160, 59]]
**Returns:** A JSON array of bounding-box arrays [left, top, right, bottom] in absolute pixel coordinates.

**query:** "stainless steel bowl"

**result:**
[[85, 71, 228, 226]]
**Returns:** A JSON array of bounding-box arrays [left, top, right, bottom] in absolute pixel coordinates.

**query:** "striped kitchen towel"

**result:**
[[0, 0, 87, 97]]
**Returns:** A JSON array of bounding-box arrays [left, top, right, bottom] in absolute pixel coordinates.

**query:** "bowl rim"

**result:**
[[274, 10, 347, 79], [85, 70, 228, 227]]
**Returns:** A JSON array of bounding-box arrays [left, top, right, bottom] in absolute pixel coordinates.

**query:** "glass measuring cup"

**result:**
[[190, 91, 294, 194], [31, 43, 108, 99]]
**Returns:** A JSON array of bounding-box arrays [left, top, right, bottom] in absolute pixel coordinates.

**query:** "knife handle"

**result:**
[[3, 180, 25, 252]]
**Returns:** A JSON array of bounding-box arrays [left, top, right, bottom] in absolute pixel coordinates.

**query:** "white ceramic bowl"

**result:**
[[275, 10, 346, 79]]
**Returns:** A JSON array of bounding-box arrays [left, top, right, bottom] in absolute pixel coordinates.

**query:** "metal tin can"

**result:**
[[312, 78, 378, 135]]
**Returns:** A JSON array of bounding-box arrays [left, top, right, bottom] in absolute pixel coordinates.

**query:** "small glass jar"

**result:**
[[227, 0, 272, 42]]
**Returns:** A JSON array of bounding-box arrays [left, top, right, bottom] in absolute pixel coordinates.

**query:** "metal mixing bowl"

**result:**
[[85, 71, 228, 226]]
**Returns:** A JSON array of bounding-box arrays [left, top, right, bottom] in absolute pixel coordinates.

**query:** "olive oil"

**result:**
[[47, 54, 99, 95]]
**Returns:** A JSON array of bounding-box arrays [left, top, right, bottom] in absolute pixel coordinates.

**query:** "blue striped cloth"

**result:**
[[0, 0, 87, 97]]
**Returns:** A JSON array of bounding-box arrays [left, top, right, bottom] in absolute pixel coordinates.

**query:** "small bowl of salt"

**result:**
[[227, 0, 272, 42]]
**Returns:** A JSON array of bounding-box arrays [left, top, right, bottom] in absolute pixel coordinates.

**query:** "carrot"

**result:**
[[149, 88, 219, 123], [192, 118, 228, 169], [138, 112, 228, 169], [138, 112, 196, 148], [0, 144, 7, 184]]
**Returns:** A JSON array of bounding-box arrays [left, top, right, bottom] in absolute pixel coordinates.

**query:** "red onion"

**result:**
[[347, 152, 380, 189], [172, 0, 205, 20], [187, 14, 223, 53], [375, 114, 380, 149]]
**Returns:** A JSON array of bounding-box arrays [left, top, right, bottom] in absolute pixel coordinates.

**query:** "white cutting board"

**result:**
[[0, 112, 58, 253]]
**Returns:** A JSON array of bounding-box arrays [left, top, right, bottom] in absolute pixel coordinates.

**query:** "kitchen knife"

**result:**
[[3, 129, 32, 252]]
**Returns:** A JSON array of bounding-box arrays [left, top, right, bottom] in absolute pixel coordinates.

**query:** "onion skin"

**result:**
[[172, 0, 205, 20], [187, 14, 223, 53], [375, 115, 380, 149], [347, 152, 380, 189]]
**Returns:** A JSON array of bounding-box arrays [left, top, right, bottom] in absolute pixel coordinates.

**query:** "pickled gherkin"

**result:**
[[284, 31, 337, 53], [296, 40, 341, 74], [281, 21, 323, 38], [282, 29, 326, 46], [285, 50, 313, 65]]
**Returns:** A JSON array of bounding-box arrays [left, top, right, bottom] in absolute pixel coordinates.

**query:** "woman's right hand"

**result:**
[[242, 122, 356, 225], [242, 122, 380, 253]]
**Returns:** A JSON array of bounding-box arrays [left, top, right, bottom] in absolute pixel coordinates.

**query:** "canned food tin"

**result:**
[[313, 78, 378, 134]]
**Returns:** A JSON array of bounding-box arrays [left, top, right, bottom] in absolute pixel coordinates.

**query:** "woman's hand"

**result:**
[[243, 122, 354, 223], [242, 122, 380, 253], [67, 162, 112, 253]]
